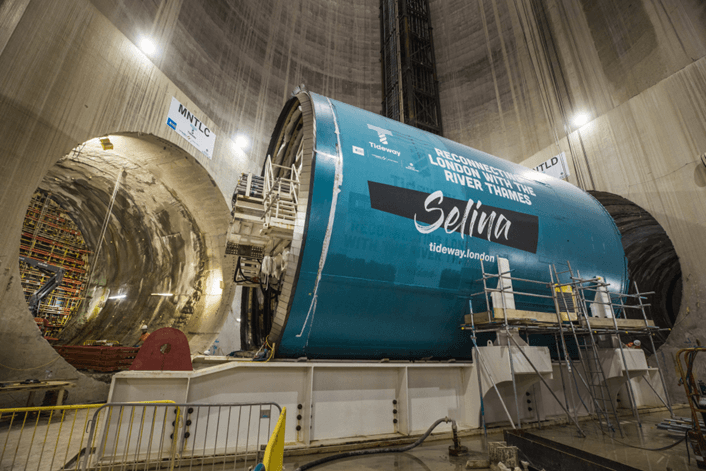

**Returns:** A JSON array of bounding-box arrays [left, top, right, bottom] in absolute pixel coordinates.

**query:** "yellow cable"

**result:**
[[0, 356, 60, 371], [265, 343, 276, 362], [252, 336, 274, 362]]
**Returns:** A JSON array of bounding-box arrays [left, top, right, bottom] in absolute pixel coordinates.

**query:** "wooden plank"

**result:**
[[232, 213, 264, 223], [465, 308, 577, 325], [234, 200, 265, 211], [580, 317, 655, 329], [0, 380, 75, 392]]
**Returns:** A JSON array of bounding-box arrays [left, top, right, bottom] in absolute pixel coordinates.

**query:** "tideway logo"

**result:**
[[366, 124, 400, 156], [368, 124, 392, 144]]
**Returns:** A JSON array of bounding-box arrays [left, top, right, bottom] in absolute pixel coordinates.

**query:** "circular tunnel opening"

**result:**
[[18, 134, 233, 350], [590, 191, 682, 347]]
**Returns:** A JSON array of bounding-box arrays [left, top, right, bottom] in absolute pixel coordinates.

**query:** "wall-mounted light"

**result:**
[[233, 134, 250, 151], [108, 294, 126, 300], [207, 276, 224, 296], [571, 112, 590, 128], [236, 318, 241, 322], [100, 137, 113, 150], [139, 37, 157, 56]]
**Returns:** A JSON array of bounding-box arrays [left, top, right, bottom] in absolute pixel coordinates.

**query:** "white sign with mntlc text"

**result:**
[[166, 97, 216, 159]]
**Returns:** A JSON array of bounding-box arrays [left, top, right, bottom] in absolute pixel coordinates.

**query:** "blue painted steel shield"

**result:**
[[273, 93, 627, 360]]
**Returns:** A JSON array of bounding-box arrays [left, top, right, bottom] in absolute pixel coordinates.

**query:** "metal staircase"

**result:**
[[554, 263, 622, 436], [228, 155, 301, 287], [262, 154, 299, 238], [464, 259, 670, 439], [578, 332, 622, 435]]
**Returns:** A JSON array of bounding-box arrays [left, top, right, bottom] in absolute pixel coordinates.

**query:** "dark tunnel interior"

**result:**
[[19, 135, 231, 349], [590, 190, 683, 347]]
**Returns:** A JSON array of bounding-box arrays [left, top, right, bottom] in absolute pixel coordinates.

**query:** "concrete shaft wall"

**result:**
[[431, 0, 706, 164], [1, 0, 704, 404], [427, 0, 706, 403], [510, 1, 705, 400], [0, 0, 380, 404], [90, 0, 382, 161]]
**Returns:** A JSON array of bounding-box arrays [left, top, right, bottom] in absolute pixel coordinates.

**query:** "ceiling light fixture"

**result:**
[[108, 294, 126, 300], [150, 293, 174, 296]]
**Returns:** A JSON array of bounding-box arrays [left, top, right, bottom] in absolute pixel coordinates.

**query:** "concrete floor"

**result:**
[[280, 406, 697, 471], [282, 438, 494, 471], [0, 406, 696, 470]]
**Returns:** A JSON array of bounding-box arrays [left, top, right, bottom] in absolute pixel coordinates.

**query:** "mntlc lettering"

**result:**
[[178, 104, 211, 137]]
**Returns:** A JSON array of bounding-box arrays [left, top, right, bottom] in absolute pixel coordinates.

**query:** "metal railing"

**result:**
[[463, 259, 671, 438], [262, 155, 300, 233], [81, 402, 282, 470], [0, 401, 173, 471]]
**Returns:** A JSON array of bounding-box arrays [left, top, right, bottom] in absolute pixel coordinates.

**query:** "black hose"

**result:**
[[234, 256, 253, 283], [609, 429, 688, 452], [294, 417, 458, 471]]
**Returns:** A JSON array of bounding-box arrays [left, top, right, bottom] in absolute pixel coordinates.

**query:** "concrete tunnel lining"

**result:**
[[35, 134, 235, 348], [0, 0, 257, 405], [1, 133, 234, 403], [588, 191, 683, 341]]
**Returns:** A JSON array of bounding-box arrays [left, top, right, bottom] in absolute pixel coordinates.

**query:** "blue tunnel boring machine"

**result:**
[[227, 91, 629, 360]]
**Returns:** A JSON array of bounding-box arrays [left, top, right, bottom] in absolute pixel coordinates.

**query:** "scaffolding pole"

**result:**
[[463, 259, 670, 438], [634, 281, 674, 418]]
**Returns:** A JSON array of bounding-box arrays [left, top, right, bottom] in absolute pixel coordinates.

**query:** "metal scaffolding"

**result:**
[[19, 191, 92, 341], [462, 259, 673, 437]]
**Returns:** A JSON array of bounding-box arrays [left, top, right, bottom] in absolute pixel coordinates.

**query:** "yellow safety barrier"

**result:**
[[0, 401, 174, 471], [81, 402, 282, 470], [262, 407, 286, 471], [1, 401, 281, 470]]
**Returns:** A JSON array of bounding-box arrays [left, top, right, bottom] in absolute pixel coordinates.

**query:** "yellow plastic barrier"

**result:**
[[262, 406, 286, 471]]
